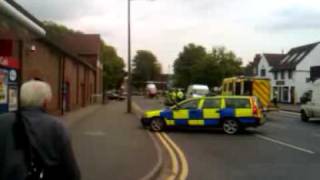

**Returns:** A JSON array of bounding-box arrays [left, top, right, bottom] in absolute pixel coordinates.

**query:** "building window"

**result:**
[[288, 70, 292, 79], [281, 71, 285, 79], [274, 72, 278, 80], [260, 69, 266, 77]]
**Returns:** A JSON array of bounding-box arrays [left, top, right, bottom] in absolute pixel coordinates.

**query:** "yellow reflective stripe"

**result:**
[[253, 90, 268, 107], [188, 120, 204, 126], [165, 120, 175, 126], [221, 98, 226, 108], [253, 83, 269, 107], [235, 109, 253, 117], [173, 110, 189, 119], [198, 99, 205, 109], [203, 109, 220, 118]]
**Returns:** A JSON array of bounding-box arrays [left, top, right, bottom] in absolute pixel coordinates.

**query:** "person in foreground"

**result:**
[[0, 80, 80, 180]]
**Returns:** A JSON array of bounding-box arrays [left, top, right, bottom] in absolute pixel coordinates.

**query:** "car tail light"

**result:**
[[251, 97, 258, 115], [253, 104, 258, 115]]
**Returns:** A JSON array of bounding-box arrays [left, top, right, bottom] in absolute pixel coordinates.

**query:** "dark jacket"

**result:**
[[0, 107, 81, 180]]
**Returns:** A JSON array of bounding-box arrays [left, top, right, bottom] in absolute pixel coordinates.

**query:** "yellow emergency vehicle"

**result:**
[[221, 76, 271, 108], [141, 96, 265, 134]]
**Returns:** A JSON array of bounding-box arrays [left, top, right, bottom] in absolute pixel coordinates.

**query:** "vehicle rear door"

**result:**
[[222, 98, 255, 124], [201, 98, 221, 126], [172, 99, 201, 126]]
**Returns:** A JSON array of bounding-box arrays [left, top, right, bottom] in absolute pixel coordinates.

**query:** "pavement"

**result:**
[[133, 96, 320, 180], [278, 103, 301, 113], [67, 101, 159, 180]]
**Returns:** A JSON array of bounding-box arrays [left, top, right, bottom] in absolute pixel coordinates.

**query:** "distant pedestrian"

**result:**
[[273, 91, 278, 107], [177, 89, 184, 102], [0, 80, 80, 180]]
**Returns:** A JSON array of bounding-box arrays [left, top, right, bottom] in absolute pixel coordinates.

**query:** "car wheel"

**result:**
[[301, 111, 309, 122], [223, 119, 239, 135], [150, 118, 165, 132]]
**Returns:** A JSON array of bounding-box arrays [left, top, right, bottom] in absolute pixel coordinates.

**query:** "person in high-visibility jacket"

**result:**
[[177, 89, 184, 102], [170, 89, 177, 103]]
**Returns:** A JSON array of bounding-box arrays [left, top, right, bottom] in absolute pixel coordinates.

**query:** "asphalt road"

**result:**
[[69, 101, 158, 180], [134, 96, 320, 180]]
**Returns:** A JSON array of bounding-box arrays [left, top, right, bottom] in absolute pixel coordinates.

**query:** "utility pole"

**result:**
[[127, 0, 132, 113]]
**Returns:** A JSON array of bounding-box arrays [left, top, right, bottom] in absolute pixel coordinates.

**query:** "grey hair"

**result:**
[[20, 80, 52, 107]]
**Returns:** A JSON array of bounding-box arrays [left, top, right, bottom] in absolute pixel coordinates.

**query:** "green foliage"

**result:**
[[243, 61, 255, 76], [174, 44, 242, 88], [173, 44, 207, 88], [42, 21, 82, 39], [101, 43, 125, 90], [132, 50, 162, 88]]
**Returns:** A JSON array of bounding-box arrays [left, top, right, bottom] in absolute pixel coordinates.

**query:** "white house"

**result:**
[[255, 42, 320, 104]]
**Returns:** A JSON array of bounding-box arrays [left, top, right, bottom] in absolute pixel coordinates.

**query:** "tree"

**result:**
[[242, 61, 255, 76], [101, 43, 125, 90], [173, 43, 207, 88], [42, 21, 82, 39], [173, 44, 242, 88], [132, 50, 162, 88]]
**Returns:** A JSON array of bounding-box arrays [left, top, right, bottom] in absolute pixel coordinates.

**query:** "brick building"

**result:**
[[0, 0, 101, 115], [62, 34, 103, 99]]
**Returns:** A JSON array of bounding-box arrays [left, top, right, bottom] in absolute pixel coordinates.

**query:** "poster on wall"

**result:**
[[8, 87, 17, 111], [0, 69, 8, 104]]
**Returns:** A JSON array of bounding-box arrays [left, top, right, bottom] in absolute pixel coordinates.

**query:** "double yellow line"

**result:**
[[132, 102, 189, 179], [156, 133, 189, 180]]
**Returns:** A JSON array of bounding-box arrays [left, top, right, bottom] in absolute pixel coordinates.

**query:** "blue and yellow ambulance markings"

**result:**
[[173, 110, 189, 119], [188, 120, 204, 126], [235, 109, 253, 117]]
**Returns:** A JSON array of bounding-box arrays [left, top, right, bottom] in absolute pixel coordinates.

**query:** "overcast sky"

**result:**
[[17, 0, 320, 73]]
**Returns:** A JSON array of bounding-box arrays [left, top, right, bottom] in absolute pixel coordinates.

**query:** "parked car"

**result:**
[[300, 90, 312, 104], [106, 90, 125, 101], [301, 80, 320, 122]]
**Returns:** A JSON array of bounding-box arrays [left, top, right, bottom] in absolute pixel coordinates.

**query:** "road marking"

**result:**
[[156, 133, 179, 180], [132, 101, 189, 179], [162, 133, 189, 180], [279, 110, 300, 116], [255, 134, 315, 154]]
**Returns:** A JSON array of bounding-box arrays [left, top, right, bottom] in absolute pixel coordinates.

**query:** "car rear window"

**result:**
[[225, 98, 251, 108]]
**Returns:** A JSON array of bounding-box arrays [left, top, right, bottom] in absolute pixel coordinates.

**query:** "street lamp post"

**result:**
[[127, 0, 154, 113], [127, 0, 132, 113]]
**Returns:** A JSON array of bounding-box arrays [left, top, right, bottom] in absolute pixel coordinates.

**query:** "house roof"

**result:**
[[263, 53, 285, 68], [4, 0, 96, 71], [62, 34, 101, 55], [252, 54, 261, 66], [272, 42, 320, 71], [41, 37, 96, 71]]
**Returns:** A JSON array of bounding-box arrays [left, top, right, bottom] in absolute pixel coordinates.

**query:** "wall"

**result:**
[[22, 40, 61, 114], [292, 71, 311, 103], [257, 55, 273, 79], [64, 57, 78, 111]]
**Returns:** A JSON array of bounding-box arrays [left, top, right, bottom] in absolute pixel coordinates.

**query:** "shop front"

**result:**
[[0, 56, 19, 112], [0, 0, 45, 113], [273, 80, 296, 104]]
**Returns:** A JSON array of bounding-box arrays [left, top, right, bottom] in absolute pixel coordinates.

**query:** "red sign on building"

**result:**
[[0, 56, 20, 69]]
